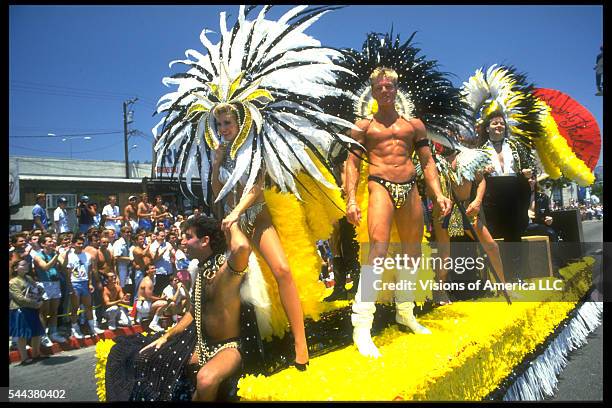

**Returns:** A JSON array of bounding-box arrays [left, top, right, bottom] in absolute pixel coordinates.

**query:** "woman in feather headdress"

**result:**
[[152, 5, 359, 370], [462, 65, 538, 179], [460, 64, 541, 282]]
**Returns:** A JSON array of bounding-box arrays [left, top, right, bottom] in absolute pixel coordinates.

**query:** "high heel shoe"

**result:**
[[293, 360, 309, 371]]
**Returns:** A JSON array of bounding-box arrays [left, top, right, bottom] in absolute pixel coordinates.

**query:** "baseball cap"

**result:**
[[80, 195, 90, 202], [58, 197, 68, 203], [128, 195, 138, 201]]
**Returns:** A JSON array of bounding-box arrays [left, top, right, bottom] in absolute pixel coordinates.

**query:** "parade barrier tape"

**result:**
[[236, 257, 596, 401], [48, 303, 132, 319]]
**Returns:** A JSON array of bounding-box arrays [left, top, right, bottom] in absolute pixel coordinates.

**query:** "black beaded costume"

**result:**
[[104, 254, 263, 402]]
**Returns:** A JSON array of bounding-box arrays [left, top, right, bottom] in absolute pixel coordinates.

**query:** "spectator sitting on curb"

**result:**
[[102, 272, 132, 330], [134, 264, 169, 332], [161, 273, 189, 324]]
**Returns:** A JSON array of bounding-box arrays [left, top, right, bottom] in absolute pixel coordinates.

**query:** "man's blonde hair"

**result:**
[[369, 67, 398, 86]]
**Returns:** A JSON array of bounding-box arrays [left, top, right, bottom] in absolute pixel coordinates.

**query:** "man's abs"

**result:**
[[367, 154, 416, 183]]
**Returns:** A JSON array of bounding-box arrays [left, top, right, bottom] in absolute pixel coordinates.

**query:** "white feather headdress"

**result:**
[[153, 5, 360, 207]]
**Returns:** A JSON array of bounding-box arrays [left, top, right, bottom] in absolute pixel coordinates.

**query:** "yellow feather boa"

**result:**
[[534, 100, 595, 187], [95, 338, 116, 402], [296, 151, 345, 242]]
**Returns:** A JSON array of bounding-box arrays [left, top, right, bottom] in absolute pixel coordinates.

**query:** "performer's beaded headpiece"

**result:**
[[153, 5, 359, 206]]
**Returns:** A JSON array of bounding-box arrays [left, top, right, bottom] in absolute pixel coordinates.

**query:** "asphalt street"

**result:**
[[7, 220, 604, 402]]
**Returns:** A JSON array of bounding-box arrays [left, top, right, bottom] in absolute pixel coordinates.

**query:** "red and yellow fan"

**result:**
[[532, 88, 600, 186]]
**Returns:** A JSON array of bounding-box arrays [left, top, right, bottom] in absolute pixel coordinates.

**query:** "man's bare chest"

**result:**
[[366, 121, 415, 147], [107, 287, 120, 301]]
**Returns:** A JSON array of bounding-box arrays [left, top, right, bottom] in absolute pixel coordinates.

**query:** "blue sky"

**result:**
[[9, 5, 603, 166]]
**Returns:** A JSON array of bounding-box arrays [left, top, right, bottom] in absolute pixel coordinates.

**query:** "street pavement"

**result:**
[[8, 345, 98, 402], [7, 220, 604, 402]]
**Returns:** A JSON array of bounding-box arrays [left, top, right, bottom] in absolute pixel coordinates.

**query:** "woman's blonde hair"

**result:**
[[212, 103, 239, 121]]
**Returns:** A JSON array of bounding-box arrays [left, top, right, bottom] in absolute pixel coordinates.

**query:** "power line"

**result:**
[[10, 125, 119, 132], [10, 80, 160, 105], [10, 86, 158, 108], [7, 159, 148, 172], [9, 131, 123, 138], [10, 141, 122, 155]]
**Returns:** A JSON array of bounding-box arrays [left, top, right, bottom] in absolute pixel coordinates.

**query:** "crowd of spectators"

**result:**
[[551, 199, 604, 221], [8, 193, 195, 365]]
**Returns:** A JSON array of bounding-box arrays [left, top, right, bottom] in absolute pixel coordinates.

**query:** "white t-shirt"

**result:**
[[174, 249, 190, 271], [54, 207, 70, 233], [113, 237, 130, 282], [66, 250, 91, 283], [102, 204, 122, 231], [149, 241, 174, 275], [162, 284, 187, 303]]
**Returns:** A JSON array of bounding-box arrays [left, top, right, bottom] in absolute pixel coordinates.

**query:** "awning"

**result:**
[[19, 175, 144, 184]]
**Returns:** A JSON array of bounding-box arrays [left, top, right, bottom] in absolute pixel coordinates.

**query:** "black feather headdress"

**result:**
[[321, 31, 472, 139]]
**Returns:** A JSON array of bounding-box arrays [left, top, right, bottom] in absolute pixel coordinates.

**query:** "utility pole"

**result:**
[[123, 98, 138, 178]]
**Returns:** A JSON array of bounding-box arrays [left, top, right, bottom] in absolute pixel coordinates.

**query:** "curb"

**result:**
[[9, 325, 144, 365]]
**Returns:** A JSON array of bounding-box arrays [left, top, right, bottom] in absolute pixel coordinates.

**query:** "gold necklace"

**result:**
[[194, 253, 226, 367]]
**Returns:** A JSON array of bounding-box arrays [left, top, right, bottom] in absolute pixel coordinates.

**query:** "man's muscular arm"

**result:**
[[413, 120, 452, 216], [345, 119, 369, 226], [225, 221, 251, 279]]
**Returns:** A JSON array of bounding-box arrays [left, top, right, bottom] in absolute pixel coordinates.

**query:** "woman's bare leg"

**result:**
[[466, 221, 507, 284], [253, 211, 308, 365]]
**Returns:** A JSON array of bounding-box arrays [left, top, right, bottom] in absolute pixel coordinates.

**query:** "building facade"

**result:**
[[9, 156, 198, 232]]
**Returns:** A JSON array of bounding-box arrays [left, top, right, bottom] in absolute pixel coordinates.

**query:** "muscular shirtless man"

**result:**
[[345, 67, 452, 358], [131, 232, 152, 301], [83, 233, 103, 325], [152, 195, 172, 230], [124, 195, 139, 234], [137, 193, 154, 232], [140, 216, 250, 401]]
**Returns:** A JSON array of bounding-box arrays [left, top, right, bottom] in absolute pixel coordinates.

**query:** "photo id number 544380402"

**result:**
[[8, 389, 66, 399]]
